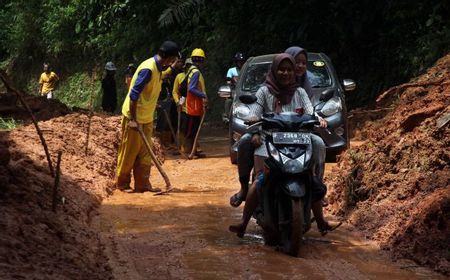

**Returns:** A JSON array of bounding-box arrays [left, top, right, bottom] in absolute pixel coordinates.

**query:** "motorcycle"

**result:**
[[240, 94, 323, 257]]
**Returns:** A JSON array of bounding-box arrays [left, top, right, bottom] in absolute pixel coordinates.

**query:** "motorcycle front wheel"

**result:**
[[288, 198, 304, 257]]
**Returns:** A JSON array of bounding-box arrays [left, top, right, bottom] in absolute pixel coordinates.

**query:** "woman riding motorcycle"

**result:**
[[229, 53, 340, 237], [230, 46, 326, 207]]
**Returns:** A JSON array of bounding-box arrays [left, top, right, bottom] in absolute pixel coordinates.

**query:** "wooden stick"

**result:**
[[176, 105, 181, 147], [52, 151, 62, 212], [137, 126, 173, 194], [162, 108, 179, 148], [0, 70, 55, 176], [84, 94, 94, 155], [188, 109, 206, 160]]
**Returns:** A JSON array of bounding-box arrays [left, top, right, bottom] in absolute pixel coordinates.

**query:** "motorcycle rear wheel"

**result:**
[[288, 198, 304, 257]]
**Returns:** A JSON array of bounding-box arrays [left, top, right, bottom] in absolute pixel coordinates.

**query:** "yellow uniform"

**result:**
[[172, 72, 187, 113], [39, 71, 59, 96], [116, 56, 172, 191]]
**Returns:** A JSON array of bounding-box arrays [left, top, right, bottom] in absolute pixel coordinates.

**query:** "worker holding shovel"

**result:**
[[172, 58, 193, 154], [116, 41, 180, 193], [183, 49, 208, 158]]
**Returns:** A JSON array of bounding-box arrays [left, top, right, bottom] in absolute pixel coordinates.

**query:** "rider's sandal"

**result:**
[[148, 187, 162, 193], [229, 224, 245, 238], [319, 221, 342, 236], [229, 192, 245, 207]]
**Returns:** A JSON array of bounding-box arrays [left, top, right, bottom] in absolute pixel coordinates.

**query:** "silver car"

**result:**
[[218, 53, 356, 163]]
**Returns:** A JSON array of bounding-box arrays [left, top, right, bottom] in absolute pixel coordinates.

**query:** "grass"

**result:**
[[0, 117, 22, 130]]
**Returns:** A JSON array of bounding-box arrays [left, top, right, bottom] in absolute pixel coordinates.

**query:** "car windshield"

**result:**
[[241, 60, 332, 92]]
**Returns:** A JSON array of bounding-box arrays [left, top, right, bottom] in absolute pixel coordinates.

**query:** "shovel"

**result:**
[[188, 108, 206, 160], [176, 105, 181, 148], [163, 106, 188, 159], [162, 108, 180, 149], [137, 126, 173, 195]]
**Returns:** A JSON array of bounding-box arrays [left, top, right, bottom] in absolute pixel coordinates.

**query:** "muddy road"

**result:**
[[95, 131, 445, 280]]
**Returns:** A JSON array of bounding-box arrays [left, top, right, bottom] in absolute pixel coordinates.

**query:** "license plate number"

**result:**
[[272, 132, 311, 144]]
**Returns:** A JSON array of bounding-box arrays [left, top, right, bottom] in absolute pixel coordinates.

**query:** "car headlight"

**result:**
[[233, 103, 251, 119], [320, 96, 342, 117], [268, 142, 281, 162]]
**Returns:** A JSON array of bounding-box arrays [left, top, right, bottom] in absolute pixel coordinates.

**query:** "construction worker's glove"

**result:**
[[128, 120, 139, 130], [179, 96, 186, 106]]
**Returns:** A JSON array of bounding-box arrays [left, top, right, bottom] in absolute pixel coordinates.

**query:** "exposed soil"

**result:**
[[0, 110, 164, 279], [96, 133, 444, 280], [327, 53, 450, 274], [1, 53, 449, 278], [0, 91, 72, 123]]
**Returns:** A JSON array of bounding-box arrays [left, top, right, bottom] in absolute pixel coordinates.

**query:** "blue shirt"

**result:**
[[226, 67, 240, 78], [129, 69, 152, 101], [188, 71, 206, 98], [129, 56, 164, 101]]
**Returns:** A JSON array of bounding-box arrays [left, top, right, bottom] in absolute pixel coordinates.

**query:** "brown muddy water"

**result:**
[[95, 133, 445, 280]]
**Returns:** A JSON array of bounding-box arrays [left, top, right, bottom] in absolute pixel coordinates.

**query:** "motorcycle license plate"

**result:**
[[272, 132, 311, 144]]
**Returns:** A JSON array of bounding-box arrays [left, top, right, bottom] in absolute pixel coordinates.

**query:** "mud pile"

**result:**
[[0, 112, 164, 279], [326, 54, 450, 274], [0, 91, 71, 123]]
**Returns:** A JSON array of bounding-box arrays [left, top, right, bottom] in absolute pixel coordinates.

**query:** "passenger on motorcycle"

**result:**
[[229, 53, 340, 237], [285, 46, 327, 185]]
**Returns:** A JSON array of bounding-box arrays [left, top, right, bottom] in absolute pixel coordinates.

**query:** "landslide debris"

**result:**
[[0, 110, 164, 279], [0, 91, 71, 123], [326, 53, 450, 275]]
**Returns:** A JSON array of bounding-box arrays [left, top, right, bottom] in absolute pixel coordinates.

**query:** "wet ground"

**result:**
[[95, 132, 446, 280]]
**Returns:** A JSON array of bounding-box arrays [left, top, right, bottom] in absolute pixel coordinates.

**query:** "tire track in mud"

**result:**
[[96, 132, 445, 280]]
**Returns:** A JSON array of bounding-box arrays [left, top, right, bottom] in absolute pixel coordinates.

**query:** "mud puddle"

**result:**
[[96, 133, 445, 280]]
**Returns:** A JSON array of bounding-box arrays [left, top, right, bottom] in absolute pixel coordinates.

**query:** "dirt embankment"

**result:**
[[0, 97, 164, 279], [326, 53, 450, 274], [0, 92, 72, 123]]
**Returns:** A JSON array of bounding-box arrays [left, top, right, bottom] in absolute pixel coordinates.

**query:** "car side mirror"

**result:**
[[239, 94, 257, 104], [320, 88, 335, 102], [342, 79, 356, 92], [217, 85, 231, 98]]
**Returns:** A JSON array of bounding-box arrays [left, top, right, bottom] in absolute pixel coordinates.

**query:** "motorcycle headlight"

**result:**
[[284, 159, 303, 174], [268, 142, 281, 162], [320, 96, 342, 117], [233, 103, 251, 119]]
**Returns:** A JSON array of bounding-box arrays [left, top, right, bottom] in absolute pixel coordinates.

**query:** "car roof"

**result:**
[[248, 52, 324, 63]]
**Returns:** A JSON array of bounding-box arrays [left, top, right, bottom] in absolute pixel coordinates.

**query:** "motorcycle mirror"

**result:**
[[320, 88, 335, 102], [239, 94, 257, 104], [217, 85, 232, 98]]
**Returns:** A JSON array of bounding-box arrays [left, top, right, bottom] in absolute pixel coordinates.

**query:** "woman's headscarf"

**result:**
[[264, 53, 297, 112], [284, 46, 312, 98]]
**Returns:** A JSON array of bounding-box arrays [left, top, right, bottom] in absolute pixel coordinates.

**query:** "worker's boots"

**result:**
[[133, 164, 161, 193], [116, 174, 131, 191]]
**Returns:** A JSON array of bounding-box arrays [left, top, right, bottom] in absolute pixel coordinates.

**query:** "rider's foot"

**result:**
[[229, 190, 247, 207], [318, 221, 342, 236], [229, 223, 245, 238], [195, 151, 206, 158]]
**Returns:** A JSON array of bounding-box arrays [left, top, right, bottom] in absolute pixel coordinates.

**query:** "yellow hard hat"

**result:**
[[191, 48, 206, 58]]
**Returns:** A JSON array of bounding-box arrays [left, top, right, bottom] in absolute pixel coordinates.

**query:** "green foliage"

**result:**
[[0, 117, 22, 130], [56, 72, 100, 109], [0, 0, 449, 115]]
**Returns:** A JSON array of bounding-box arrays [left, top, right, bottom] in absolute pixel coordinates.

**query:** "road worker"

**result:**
[[116, 41, 180, 192], [184, 48, 208, 158]]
